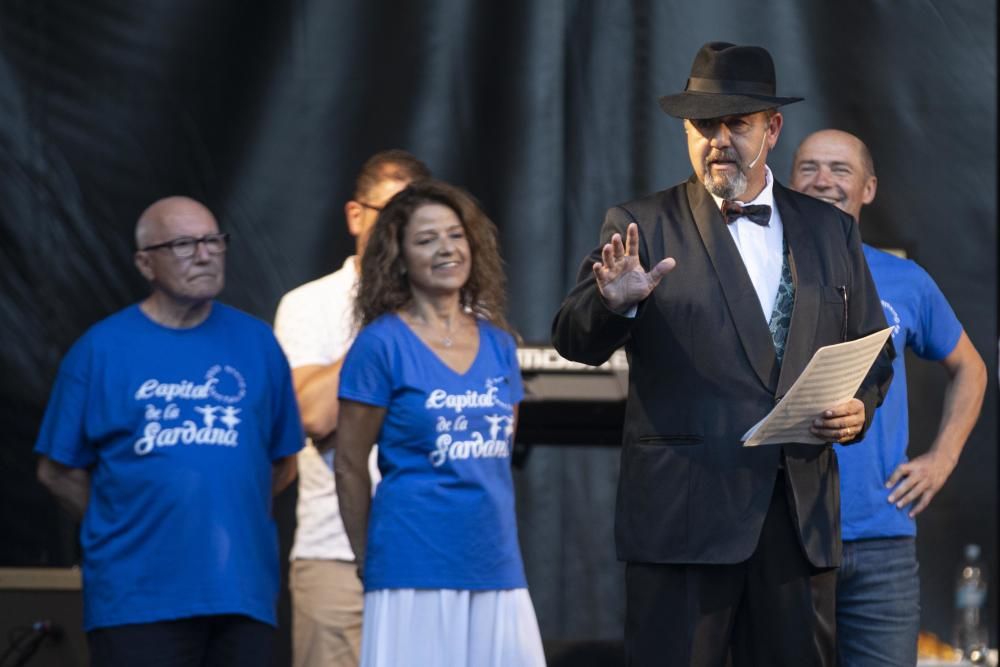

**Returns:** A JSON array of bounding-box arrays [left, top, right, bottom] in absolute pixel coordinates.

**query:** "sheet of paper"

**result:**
[[741, 327, 892, 447]]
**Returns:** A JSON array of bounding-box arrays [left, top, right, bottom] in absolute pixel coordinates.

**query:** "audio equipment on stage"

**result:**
[[515, 346, 628, 446], [0, 568, 86, 667]]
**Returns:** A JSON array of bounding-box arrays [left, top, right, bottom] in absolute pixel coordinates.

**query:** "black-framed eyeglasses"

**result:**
[[140, 233, 230, 259], [357, 201, 383, 212]]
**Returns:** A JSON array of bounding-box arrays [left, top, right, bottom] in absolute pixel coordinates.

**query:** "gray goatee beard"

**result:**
[[702, 165, 747, 201], [702, 148, 749, 200]]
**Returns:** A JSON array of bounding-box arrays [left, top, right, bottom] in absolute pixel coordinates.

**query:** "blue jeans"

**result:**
[[836, 537, 920, 667]]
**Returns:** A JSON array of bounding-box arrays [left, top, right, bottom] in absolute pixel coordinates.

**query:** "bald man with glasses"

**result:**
[[35, 196, 304, 667]]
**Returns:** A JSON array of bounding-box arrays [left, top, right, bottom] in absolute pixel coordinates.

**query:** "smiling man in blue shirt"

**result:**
[[792, 129, 987, 667]]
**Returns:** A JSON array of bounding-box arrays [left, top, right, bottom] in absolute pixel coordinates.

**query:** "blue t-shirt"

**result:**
[[836, 246, 963, 541], [34, 303, 303, 630], [339, 314, 527, 591]]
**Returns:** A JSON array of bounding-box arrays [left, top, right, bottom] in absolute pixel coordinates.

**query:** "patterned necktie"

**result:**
[[768, 238, 795, 364], [722, 201, 771, 226]]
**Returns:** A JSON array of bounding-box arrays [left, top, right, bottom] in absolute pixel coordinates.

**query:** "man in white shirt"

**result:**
[[273, 150, 430, 667]]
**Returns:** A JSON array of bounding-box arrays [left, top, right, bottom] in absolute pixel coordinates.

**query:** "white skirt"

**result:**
[[360, 588, 546, 667]]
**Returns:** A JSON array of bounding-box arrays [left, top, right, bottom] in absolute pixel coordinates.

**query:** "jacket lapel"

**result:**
[[685, 178, 779, 393]]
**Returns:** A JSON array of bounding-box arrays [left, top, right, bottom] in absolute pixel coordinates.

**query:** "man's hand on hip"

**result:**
[[885, 451, 957, 518]]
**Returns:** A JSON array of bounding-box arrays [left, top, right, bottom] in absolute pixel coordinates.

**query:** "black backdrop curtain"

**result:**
[[1, 0, 995, 657]]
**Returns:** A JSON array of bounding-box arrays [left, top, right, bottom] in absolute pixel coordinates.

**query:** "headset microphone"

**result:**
[[747, 130, 769, 169]]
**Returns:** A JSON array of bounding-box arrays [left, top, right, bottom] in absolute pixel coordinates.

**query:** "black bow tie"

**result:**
[[722, 201, 771, 226]]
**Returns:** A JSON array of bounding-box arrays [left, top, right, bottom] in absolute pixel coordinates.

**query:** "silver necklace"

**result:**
[[410, 312, 457, 348]]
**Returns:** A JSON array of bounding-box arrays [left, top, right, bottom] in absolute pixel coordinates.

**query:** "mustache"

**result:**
[[706, 149, 741, 165]]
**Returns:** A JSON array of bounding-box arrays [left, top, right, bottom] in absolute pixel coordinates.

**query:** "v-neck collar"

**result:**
[[393, 313, 483, 377]]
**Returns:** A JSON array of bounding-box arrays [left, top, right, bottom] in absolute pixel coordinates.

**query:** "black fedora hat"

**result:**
[[659, 42, 803, 120]]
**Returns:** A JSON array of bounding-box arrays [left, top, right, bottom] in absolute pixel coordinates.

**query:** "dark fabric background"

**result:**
[[1, 0, 995, 658]]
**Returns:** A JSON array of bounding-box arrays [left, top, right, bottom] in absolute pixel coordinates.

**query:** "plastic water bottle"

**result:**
[[953, 543, 989, 664]]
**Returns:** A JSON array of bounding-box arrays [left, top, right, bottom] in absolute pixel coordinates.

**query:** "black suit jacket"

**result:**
[[551, 176, 894, 568]]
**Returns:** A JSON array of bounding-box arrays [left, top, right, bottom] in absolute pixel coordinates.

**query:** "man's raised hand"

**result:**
[[593, 223, 676, 313]]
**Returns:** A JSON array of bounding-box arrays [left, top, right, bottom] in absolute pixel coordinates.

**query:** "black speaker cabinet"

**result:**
[[0, 568, 87, 666]]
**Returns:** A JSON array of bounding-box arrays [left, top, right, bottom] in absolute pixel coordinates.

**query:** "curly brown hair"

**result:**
[[355, 179, 513, 335]]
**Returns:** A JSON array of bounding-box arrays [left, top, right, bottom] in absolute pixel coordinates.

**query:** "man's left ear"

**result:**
[[862, 176, 878, 206], [345, 201, 364, 237], [134, 251, 154, 281], [768, 112, 784, 147]]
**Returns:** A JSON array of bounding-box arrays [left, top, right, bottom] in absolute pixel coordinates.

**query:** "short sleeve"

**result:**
[[266, 336, 306, 461], [909, 264, 963, 362], [339, 325, 394, 408], [503, 331, 524, 404], [34, 338, 98, 468], [273, 288, 333, 368]]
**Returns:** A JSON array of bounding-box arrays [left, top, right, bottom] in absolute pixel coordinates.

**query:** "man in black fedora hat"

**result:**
[[552, 42, 894, 665]]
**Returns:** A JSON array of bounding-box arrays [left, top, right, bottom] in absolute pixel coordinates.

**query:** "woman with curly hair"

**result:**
[[333, 179, 545, 667]]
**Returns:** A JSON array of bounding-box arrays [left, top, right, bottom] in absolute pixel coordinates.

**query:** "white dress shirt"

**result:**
[[711, 166, 785, 322], [274, 257, 380, 561]]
